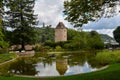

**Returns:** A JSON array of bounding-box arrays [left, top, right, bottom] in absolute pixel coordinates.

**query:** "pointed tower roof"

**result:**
[[56, 22, 66, 29]]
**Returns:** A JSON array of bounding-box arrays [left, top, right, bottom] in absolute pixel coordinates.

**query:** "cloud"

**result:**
[[34, 0, 72, 28], [97, 29, 115, 37], [34, 0, 120, 37], [83, 14, 120, 30], [83, 29, 115, 37]]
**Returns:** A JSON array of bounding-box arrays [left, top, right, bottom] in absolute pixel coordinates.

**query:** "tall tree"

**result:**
[[0, 0, 4, 28], [5, 0, 37, 50], [64, 0, 120, 27], [0, 0, 9, 49], [88, 31, 104, 49], [0, 0, 4, 48], [113, 26, 120, 44]]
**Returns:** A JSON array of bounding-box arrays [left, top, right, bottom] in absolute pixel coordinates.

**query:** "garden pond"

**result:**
[[0, 51, 105, 77]]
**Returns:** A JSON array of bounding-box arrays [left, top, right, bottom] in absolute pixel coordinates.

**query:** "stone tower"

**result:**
[[55, 22, 67, 42]]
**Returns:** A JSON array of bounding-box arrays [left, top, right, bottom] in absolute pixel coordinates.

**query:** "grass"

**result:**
[[0, 53, 16, 63], [0, 76, 37, 80]]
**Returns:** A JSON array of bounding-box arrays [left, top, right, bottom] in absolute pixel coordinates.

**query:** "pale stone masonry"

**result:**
[[55, 22, 67, 42]]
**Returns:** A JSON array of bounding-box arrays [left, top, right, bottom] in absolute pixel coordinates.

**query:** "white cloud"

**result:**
[[84, 29, 115, 37], [34, 0, 71, 28], [83, 14, 120, 30], [96, 29, 115, 37], [34, 0, 120, 37]]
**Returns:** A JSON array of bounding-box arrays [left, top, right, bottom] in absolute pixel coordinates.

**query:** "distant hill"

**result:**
[[100, 34, 115, 42], [35, 26, 115, 43]]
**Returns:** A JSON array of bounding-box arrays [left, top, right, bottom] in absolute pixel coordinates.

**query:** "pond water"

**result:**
[[1, 52, 104, 77]]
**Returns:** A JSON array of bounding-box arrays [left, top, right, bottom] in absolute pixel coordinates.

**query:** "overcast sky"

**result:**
[[34, 0, 120, 37]]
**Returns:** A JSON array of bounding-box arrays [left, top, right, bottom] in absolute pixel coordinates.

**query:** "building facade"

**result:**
[[55, 22, 67, 42]]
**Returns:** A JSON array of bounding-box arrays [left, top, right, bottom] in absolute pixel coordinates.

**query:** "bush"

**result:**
[[34, 45, 49, 52], [95, 50, 120, 65], [0, 63, 12, 77], [0, 48, 9, 54], [55, 46, 63, 51]]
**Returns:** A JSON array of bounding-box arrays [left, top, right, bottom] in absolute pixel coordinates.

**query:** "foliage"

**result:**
[[94, 50, 120, 65], [0, 30, 9, 52], [34, 26, 55, 43], [5, 0, 37, 50], [88, 31, 104, 50], [65, 30, 104, 50], [64, 0, 120, 27], [0, 63, 11, 76], [0, 53, 16, 63], [34, 44, 49, 52], [0, 1, 8, 52], [0, 29, 9, 52], [55, 46, 63, 51], [113, 26, 120, 44], [42, 28, 104, 51]]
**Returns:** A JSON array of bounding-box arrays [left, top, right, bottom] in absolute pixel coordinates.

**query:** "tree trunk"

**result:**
[[21, 41, 25, 51]]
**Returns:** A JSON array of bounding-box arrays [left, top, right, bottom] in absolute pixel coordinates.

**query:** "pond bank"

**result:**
[[13, 65, 109, 78], [0, 53, 16, 64], [0, 63, 120, 80]]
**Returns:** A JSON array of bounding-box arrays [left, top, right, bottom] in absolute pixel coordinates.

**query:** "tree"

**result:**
[[88, 31, 104, 49], [0, 0, 4, 48], [0, 0, 4, 28], [64, 0, 120, 27], [5, 0, 37, 50], [0, 1, 9, 52], [113, 26, 120, 44]]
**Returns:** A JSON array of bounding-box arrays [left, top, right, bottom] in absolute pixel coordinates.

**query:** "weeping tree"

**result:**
[[5, 0, 38, 50], [64, 0, 120, 27]]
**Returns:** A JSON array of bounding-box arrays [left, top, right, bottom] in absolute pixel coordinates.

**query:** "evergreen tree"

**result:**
[[0, 0, 9, 50], [5, 0, 37, 50], [0, 0, 4, 48], [0, 0, 4, 28]]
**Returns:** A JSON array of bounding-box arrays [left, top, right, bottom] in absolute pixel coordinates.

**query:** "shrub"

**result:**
[[95, 50, 120, 65], [55, 46, 63, 51], [34, 45, 48, 52]]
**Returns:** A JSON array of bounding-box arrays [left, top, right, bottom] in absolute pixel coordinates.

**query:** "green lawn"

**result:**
[[0, 63, 120, 80], [0, 53, 16, 63]]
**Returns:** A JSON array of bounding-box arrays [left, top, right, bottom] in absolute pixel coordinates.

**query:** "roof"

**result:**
[[56, 22, 67, 29], [104, 40, 119, 45]]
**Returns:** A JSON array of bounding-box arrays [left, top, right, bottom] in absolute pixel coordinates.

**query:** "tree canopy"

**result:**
[[113, 26, 120, 44], [64, 0, 120, 27], [5, 0, 37, 50]]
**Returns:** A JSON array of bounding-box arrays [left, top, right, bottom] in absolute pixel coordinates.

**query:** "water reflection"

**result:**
[[56, 59, 68, 75], [65, 61, 97, 75], [0, 52, 105, 76], [9, 58, 37, 75]]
